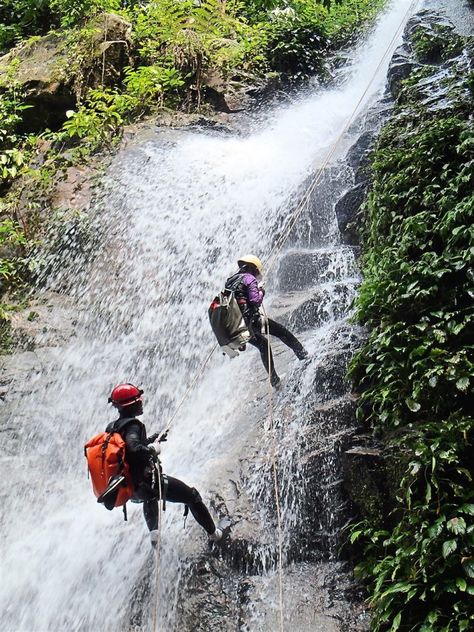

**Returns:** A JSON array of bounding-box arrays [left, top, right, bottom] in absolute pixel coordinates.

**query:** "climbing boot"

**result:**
[[209, 528, 223, 543], [270, 373, 281, 390], [295, 347, 309, 360], [150, 529, 159, 548]]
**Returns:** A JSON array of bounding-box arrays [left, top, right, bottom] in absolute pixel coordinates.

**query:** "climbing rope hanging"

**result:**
[[263, 306, 285, 632], [157, 343, 218, 442], [264, 0, 420, 275], [158, 0, 419, 446], [254, 4, 419, 629], [150, 2, 418, 628], [151, 460, 164, 632]]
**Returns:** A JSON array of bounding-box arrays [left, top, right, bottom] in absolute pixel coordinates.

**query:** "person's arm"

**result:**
[[245, 275, 264, 307], [123, 422, 151, 456]]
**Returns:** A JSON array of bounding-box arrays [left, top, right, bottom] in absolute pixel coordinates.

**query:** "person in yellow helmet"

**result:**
[[225, 255, 308, 388]]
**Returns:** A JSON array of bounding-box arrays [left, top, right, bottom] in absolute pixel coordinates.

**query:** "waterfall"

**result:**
[[0, 2, 416, 630]]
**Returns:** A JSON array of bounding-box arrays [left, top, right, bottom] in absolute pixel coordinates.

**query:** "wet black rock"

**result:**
[[277, 249, 358, 292], [334, 183, 367, 245], [285, 165, 353, 248], [386, 49, 422, 98], [284, 283, 356, 332], [345, 130, 376, 179]]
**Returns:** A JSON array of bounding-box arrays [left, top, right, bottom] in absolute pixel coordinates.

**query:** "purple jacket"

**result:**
[[240, 272, 264, 307]]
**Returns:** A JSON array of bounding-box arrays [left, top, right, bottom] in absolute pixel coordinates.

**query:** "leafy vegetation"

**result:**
[[350, 22, 474, 632]]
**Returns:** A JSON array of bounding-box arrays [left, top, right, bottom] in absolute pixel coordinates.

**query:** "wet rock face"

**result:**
[[175, 558, 369, 632], [277, 250, 358, 293], [334, 184, 367, 245], [334, 107, 393, 246]]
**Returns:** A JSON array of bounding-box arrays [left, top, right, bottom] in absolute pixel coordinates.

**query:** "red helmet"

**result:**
[[108, 383, 143, 409]]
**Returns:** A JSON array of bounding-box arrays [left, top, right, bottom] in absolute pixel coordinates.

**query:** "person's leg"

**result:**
[[248, 332, 280, 385], [165, 476, 216, 534], [266, 318, 307, 359], [143, 497, 159, 532]]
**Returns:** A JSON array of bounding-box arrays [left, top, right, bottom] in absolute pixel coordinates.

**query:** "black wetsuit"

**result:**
[[106, 416, 215, 534], [248, 318, 304, 382]]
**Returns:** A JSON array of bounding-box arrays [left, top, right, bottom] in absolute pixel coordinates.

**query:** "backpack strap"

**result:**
[[106, 417, 138, 434], [162, 474, 168, 512]]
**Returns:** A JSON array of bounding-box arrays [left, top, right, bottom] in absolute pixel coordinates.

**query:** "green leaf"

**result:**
[[406, 398, 421, 412], [459, 504, 474, 515], [462, 558, 474, 578], [456, 377, 470, 391], [442, 539, 457, 558], [390, 612, 401, 631], [456, 577, 467, 591], [447, 517, 466, 535], [350, 530, 363, 544]]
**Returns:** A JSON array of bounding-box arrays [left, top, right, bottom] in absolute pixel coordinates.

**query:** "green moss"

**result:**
[[412, 24, 464, 64]]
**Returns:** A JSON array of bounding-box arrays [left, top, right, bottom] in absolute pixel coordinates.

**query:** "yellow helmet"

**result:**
[[237, 254, 263, 275]]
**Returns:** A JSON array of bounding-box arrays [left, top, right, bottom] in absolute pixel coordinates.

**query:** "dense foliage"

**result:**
[[350, 22, 474, 632]]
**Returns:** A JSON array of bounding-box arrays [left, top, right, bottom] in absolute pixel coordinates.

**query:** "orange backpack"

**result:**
[[84, 432, 134, 516]]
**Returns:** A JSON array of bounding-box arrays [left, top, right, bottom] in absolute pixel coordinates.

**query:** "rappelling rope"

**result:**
[[264, 0, 419, 275], [149, 2, 417, 626], [263, 306, 285, 632], [157, 343, 218, 442], [254, 4, 418, 628], [156, 0, 417, 444], [152, 463, 164, 632]]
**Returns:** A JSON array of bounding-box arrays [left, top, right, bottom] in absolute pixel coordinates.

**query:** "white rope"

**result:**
[[152, 467, 164, 632], [149, 3, 418, 626], [265, 0, 419, 274], [262, 306, 285, 632]]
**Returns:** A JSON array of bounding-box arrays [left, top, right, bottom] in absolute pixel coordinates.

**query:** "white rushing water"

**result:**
[[0, 2, 416, 630]]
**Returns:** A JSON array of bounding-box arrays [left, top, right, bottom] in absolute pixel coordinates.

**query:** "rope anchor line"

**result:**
[[150, 3, 418, 628]]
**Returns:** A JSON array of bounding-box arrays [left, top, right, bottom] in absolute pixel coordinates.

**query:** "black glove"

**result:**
[[147, 430, 168, 444], [147, 445, 159, 462]]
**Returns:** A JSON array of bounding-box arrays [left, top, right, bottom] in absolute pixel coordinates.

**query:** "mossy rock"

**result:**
[[0, 13, 132, 132]]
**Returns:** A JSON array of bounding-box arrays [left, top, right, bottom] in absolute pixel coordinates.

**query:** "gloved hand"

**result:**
[[147, 445, 160, 461], [158, 429, 168, 442], [258, 282, 266, 297], [148, 430, 168, 443]]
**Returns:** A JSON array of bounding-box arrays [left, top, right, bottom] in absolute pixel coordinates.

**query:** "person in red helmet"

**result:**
[[106, 383, 224, 546]]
